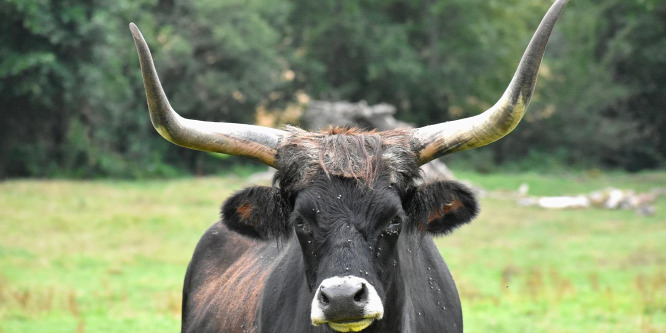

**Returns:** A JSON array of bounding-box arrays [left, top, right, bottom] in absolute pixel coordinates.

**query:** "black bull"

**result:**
[[128, 1, 569, 332], [182, 157, 478, 332]]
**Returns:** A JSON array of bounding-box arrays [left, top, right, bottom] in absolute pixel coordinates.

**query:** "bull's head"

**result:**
[[130, 0, 568, 331]]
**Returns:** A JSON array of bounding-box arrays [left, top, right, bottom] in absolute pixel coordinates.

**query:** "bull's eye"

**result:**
[[386, 216, 402, 231], [295, 217, 312, 235]]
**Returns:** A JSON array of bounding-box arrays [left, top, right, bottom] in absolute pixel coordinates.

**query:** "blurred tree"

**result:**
[[0, 0, 663, 177], [0, 0, 294, 177], [287, 0, 423, 118], [287, 0, 548, 125], [0, 0, 164, 177], [143, 0, 295, 173], [496, 0, 665, 170], [602, 0, 666, 170]]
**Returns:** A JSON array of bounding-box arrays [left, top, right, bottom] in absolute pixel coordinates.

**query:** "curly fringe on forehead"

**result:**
[[274, 126, 420, 191]]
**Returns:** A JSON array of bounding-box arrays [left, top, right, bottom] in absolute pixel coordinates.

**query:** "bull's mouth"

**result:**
[[327, 318, 375, 332], [314, 317, 377, 332]]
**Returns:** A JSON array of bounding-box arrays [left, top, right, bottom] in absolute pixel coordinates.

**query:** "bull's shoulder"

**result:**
[[187, 221, 257, 273], [181, 221, 276, 333]]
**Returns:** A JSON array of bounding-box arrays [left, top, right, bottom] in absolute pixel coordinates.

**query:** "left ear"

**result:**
[[221, 186, 292, 240], [404, 181, 479, 236]]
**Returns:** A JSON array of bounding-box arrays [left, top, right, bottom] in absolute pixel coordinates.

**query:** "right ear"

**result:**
[[403, 181, 479, 236], [221, 186, 292, 240]]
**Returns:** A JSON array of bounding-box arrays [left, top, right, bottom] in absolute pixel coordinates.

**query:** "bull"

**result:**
[[129, 0, 568, 331]]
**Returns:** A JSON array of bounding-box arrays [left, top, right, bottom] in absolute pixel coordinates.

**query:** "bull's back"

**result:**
[[181, 221, 277, 333]]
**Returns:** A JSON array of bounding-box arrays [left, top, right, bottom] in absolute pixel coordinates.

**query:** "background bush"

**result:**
[[1, 0, 664, 178]]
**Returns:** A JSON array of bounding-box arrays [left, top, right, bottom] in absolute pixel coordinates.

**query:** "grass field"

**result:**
[[1, 171, 665, 332]]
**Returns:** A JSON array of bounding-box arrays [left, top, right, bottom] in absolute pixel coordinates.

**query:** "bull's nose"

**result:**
[[318, 278, 368, 314], [311, 276, 384, 331]]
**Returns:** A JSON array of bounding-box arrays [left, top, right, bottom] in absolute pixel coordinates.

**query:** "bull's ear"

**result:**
[[221, 186, 292, 240], [404, 181, 479, 236]]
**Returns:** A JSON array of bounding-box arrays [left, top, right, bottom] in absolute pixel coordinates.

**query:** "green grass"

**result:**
[[439, 170, 666, 332], [1, 171, 665, 332]]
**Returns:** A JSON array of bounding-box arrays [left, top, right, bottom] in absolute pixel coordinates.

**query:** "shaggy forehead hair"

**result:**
[[274, 126, 421, 192]]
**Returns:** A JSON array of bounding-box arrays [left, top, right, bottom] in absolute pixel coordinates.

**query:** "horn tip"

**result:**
[[129, 23, 143, 40]]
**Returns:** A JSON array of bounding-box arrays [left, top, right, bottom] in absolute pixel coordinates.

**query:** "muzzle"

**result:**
[[311, 276, 384, 332]]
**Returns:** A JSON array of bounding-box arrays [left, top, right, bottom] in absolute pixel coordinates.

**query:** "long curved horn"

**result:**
[[129, 23, 286, 167], [413, 0, 569, 165]]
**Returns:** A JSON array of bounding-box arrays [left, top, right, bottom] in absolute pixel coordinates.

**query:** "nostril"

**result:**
[[319, 291, 330, 305], [353, 284, 367, 302], [353, 289, 363, 302]]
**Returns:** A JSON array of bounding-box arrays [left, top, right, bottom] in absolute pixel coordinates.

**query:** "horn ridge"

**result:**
[[129, 23, 285, 167], [413, 0, 569, 165]]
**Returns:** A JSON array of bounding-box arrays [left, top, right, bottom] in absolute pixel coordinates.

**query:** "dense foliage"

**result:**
[[1, 0, 664, 178]]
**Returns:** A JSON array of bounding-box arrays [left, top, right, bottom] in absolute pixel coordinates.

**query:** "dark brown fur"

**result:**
[[182, 223, 271, 333], [236, 203, 254, 225], [275, 126, 420, 192], [190, 247, 273, 333]]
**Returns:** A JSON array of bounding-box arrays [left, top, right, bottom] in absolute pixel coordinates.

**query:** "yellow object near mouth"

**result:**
[[327, 318, 375, 332]]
